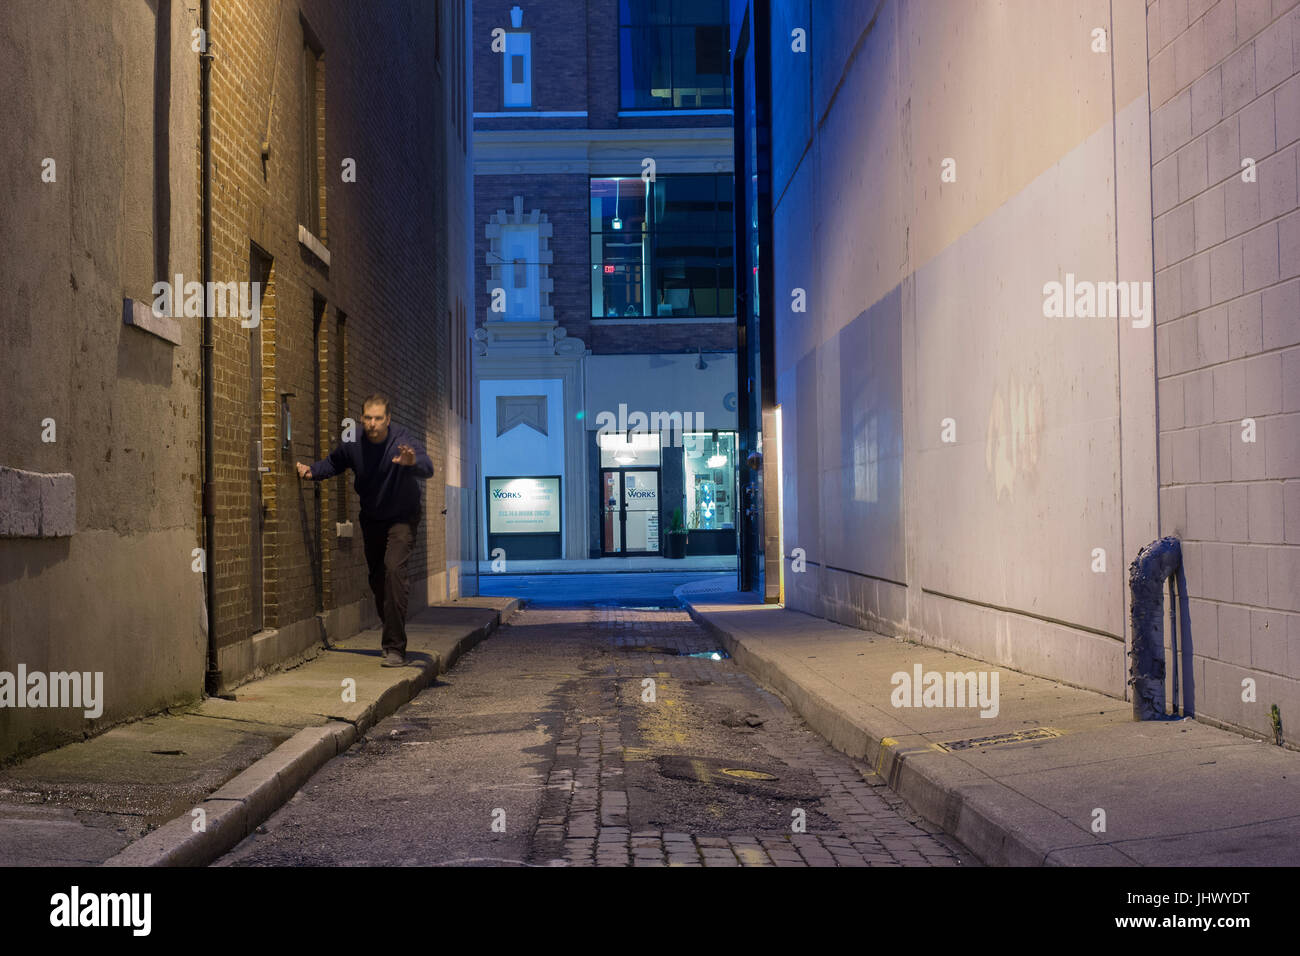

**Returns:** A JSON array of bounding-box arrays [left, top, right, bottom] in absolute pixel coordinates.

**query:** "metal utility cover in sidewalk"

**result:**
[[934, 728, 1064, 753]]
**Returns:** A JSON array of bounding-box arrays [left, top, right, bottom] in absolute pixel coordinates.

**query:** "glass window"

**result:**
[[503, 32, 531, 107], [598, 431, 662, 467], [590, 175, 735, 318], [499, 224, 540, 320], [682, 432, 734, 530], [618, 0, 730, 110]]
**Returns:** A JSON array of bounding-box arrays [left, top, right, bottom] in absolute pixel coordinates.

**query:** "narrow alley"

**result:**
[[216, 606, 975, 867]]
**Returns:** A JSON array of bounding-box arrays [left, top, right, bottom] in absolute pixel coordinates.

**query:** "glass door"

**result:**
[[602, 470, 622, 554], [601, 469, 661, 555], [621, 470, 659, 554]]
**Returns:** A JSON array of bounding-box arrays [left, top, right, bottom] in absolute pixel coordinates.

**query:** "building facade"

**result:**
[[472, 0, 740, 565], [732, 0, 1299, 745], [0, 0, 472, 764]]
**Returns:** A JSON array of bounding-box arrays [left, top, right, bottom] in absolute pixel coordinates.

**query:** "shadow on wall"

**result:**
[[1175, 565, 1195, 717], [0, 535, 73, 591]]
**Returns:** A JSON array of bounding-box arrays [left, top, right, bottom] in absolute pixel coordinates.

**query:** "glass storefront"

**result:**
[[593, 430, 736, 556], [683, 431, 735, 532]]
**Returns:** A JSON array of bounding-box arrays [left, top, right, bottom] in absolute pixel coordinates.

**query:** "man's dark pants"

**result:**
[[359, 512, 419, 657]]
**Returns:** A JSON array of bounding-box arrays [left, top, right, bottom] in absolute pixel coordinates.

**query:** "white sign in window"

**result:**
[[488, 476, 560, 534]]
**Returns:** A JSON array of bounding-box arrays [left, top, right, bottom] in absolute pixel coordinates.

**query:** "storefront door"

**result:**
[[601, 469, 660, 555]]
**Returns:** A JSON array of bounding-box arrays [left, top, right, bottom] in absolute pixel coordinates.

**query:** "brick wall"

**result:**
[[206, 0, 457, 686], [473, 0, 734, 131], [474, 171, 735, 355], [1149, 0, 1300, 738]]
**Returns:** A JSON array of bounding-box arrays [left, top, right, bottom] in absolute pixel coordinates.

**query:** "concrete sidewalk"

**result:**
[[0, 597, 518, 867], [677, 585, 1300, 867], [476, 555, 737, 574]]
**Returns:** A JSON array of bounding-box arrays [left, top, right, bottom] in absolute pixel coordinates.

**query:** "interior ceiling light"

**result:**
[[706, 431, 725, 468], [612, 178, 622, 230]]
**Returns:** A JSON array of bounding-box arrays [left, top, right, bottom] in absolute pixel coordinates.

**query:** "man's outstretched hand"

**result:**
[[392, 444, 416, 466], [295, 462, 312, 479]]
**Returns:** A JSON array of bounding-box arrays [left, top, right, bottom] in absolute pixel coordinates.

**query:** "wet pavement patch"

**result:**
[[619, 646, 729, 659]]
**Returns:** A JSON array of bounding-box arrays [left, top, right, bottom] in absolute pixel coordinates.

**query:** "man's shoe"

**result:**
[[380, 651, 406, 667]]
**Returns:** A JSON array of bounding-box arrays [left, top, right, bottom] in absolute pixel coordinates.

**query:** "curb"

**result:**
[[681, 599, 1102, 867], [103, 600, 517, 867]]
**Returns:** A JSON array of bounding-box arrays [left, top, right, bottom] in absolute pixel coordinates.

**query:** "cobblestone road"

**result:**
[[529, 608, 975, 867], [217, 606, 978, 867]]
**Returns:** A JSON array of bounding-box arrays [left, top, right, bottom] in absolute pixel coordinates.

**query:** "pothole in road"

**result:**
[[654, 755, 806, 796]]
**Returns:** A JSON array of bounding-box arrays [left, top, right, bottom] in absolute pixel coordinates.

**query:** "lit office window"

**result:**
[[618, 0, 730, 110], [590, 174, 734, 318]]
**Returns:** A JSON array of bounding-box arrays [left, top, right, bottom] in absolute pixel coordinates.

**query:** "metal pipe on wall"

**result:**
[[200, 0, 219, 696]]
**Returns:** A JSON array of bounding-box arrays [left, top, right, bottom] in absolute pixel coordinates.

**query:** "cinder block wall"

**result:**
[[772, 0, 1159, 700], [1149, 0, 1299, 742]]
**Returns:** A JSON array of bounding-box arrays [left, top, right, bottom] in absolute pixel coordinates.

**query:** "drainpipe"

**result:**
[[1128, 535, 1182, 720], [200, 0, 219, 696]]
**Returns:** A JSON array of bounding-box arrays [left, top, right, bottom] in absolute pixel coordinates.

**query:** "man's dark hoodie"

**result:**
[[309, 422, 434, 522]]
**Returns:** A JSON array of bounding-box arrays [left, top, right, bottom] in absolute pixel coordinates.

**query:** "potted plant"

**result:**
[[665, 507, 689, 559]]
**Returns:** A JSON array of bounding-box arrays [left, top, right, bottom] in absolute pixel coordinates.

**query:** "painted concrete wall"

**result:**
[[479, 377, 567, 553], [480, 378, 567, 478], [773, 0, 1158, 699], [585, 353, 740, 433], [0, 0, 203, 762], [1148, 0, 1300, 743], [444, 0, 477, 598]]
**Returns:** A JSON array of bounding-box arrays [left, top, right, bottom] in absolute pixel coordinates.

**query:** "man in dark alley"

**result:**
[[296, 393, 434, 666]]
